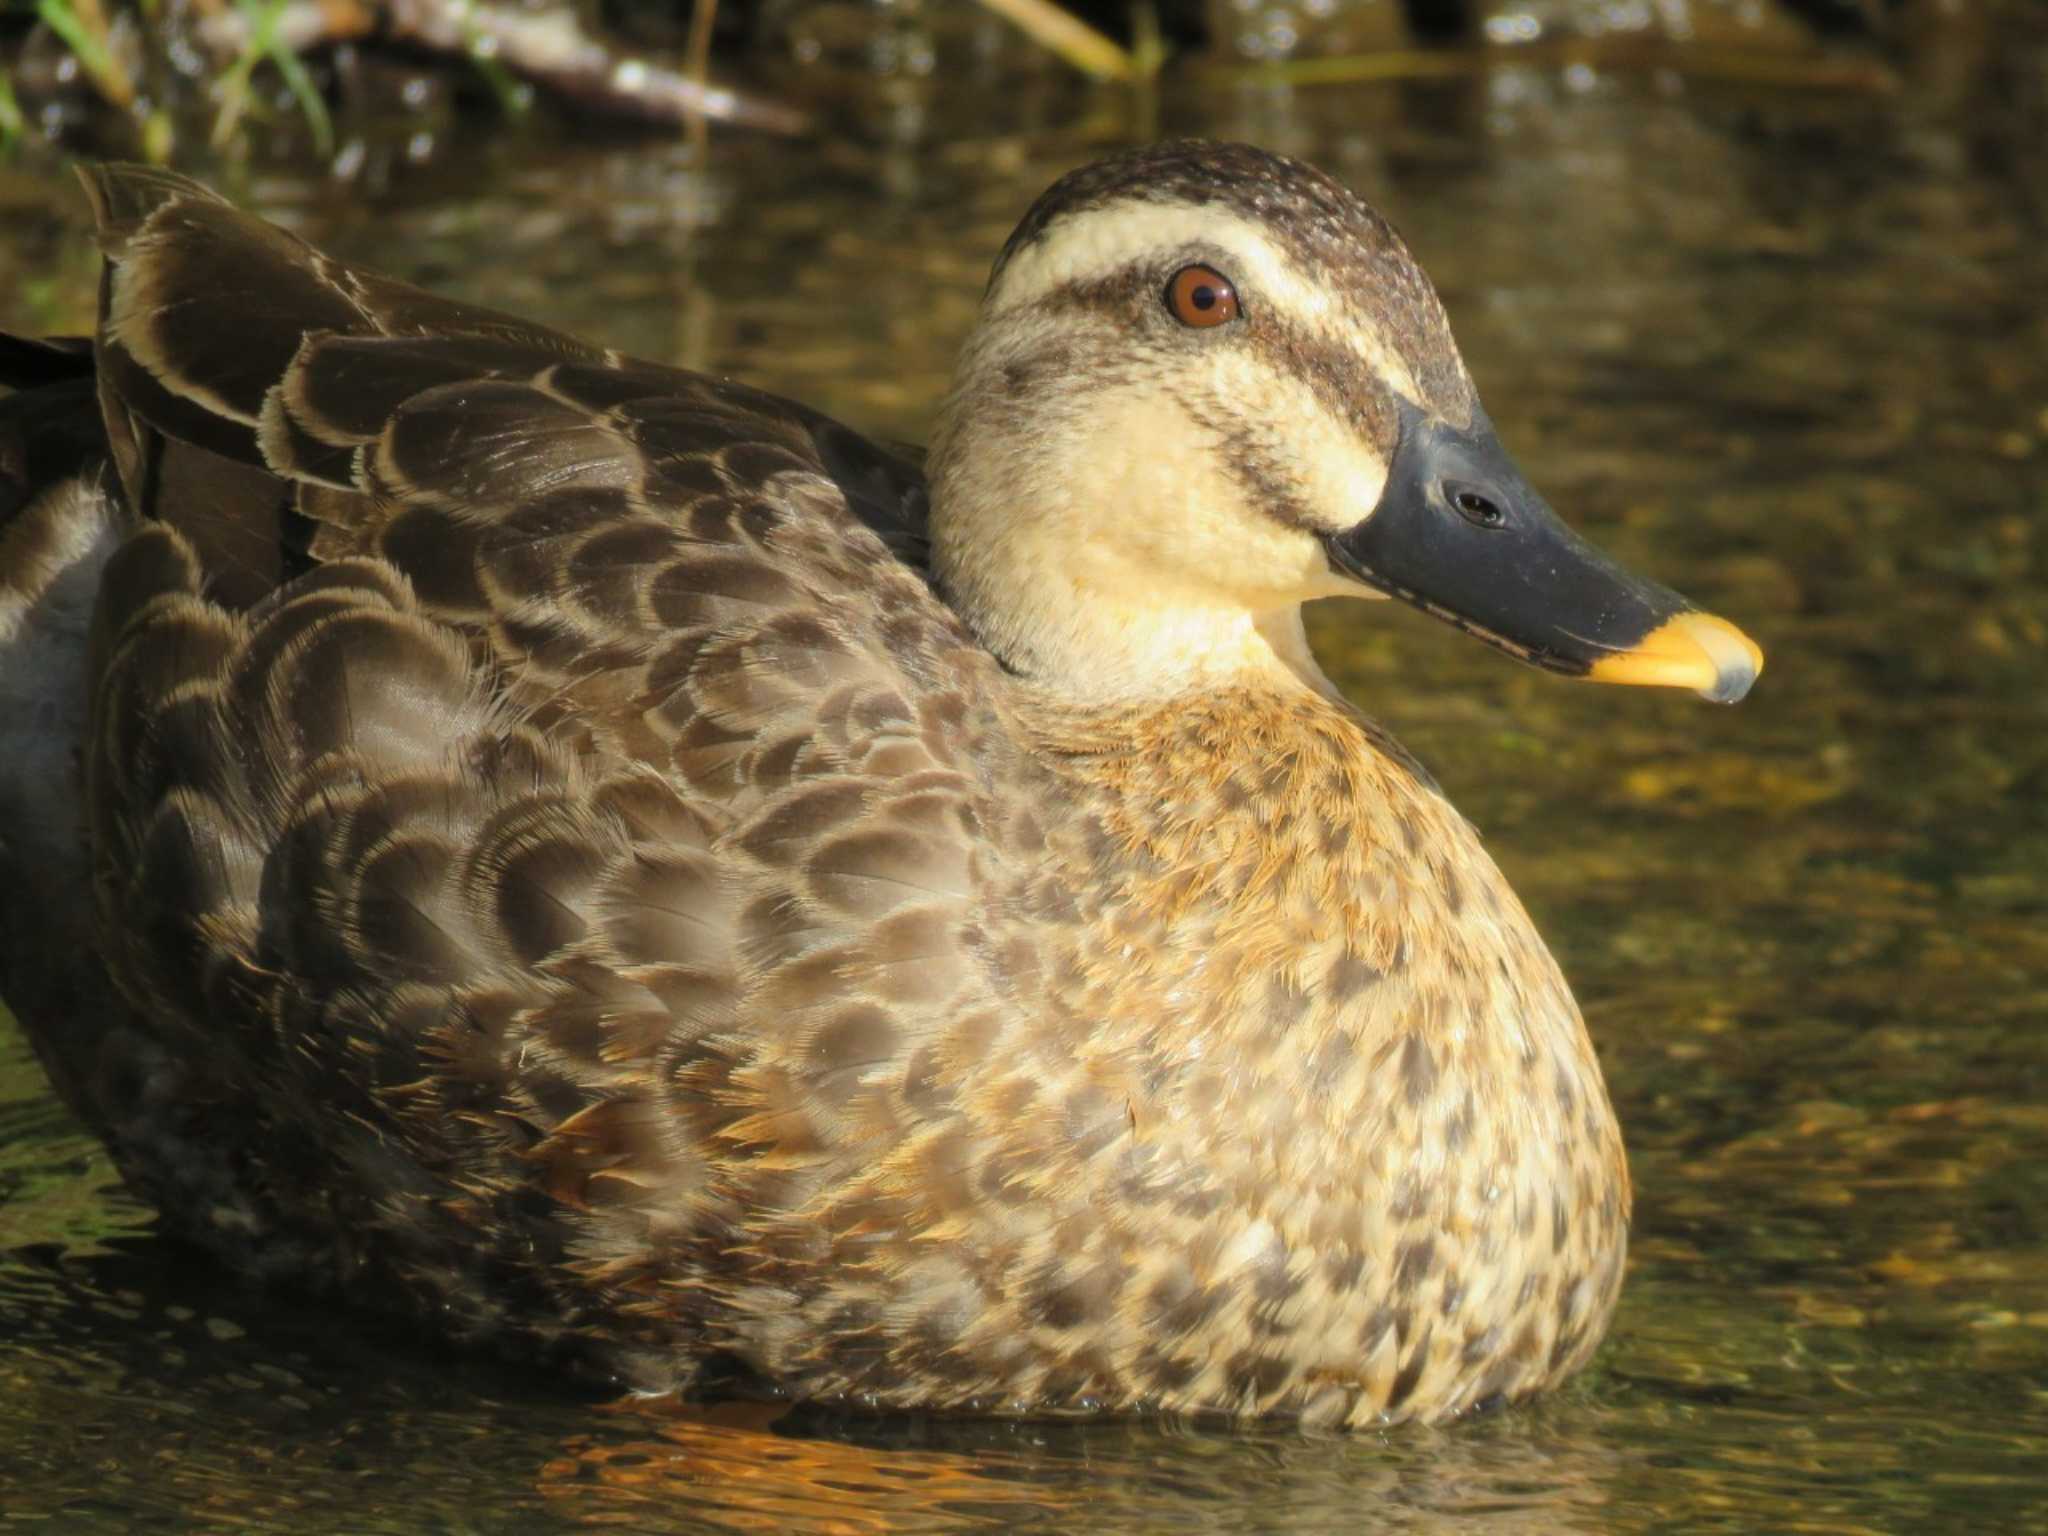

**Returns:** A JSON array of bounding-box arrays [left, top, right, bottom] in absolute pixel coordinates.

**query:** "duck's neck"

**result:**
[[926, 347, 1348, 705], [1026, 683, 1467, 983], [969, 587, 1337, 705]]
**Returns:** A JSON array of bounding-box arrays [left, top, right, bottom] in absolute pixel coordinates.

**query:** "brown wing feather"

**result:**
[[69, 164, 1039, 1384], [81, 164, 931, 585]]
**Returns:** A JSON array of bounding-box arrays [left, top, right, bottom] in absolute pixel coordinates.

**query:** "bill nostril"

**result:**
[[1445, 482, 1507, 529]]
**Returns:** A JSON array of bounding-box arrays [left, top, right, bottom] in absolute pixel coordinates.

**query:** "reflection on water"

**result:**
[[3, 20, 2047, 1532]]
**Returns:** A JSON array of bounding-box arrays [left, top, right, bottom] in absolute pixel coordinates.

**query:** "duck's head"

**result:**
[[927, 140, 1760, 705]]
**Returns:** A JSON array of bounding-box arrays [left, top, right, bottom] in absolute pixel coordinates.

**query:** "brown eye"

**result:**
[[1166, 265, 1240, 328]]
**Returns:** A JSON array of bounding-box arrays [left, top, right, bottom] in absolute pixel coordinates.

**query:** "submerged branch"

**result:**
[[194, 0, 810, 135]]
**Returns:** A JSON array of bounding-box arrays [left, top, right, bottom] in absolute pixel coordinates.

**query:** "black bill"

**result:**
[[1323, 400, 1761, 703]]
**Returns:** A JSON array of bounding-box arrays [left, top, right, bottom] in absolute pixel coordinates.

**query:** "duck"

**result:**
[[0, 141, 1760, 1428]]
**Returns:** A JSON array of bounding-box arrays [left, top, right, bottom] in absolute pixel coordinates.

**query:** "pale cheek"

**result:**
[[1206, 349, 1392, 522], [1291, 419, 1391, 527], [1066, 402, 1304, 598], [1179, 516, 1330, 605]]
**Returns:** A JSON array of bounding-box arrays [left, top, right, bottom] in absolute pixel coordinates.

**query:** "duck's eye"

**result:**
[[1166, 265, 1241, 328], [1449, 485, 1508, 529]]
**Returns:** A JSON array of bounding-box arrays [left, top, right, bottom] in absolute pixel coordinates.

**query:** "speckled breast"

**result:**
[[734, 686, 1631, 1427]]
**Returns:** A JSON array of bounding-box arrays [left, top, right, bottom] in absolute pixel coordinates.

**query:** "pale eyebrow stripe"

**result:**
[[1031, 271, 1401, 468]]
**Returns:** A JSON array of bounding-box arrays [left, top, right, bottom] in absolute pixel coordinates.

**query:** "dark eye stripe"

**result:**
[[1035, 269, 1403, 455]]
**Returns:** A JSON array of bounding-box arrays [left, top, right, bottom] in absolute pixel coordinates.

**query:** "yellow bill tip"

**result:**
[[1587, 612, 1763, 703]]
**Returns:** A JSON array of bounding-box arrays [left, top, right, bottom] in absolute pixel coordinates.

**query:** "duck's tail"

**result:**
[[0, 331, 93, 382], [1, 330, 98, 510], [0, 327, 129, 1116]]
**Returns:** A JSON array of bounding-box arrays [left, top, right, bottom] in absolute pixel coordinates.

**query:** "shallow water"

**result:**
[[3, 27, 2047, 1534]]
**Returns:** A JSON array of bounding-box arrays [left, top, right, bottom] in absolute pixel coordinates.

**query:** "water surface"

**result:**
[[2, 32, 2046, 1533]]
